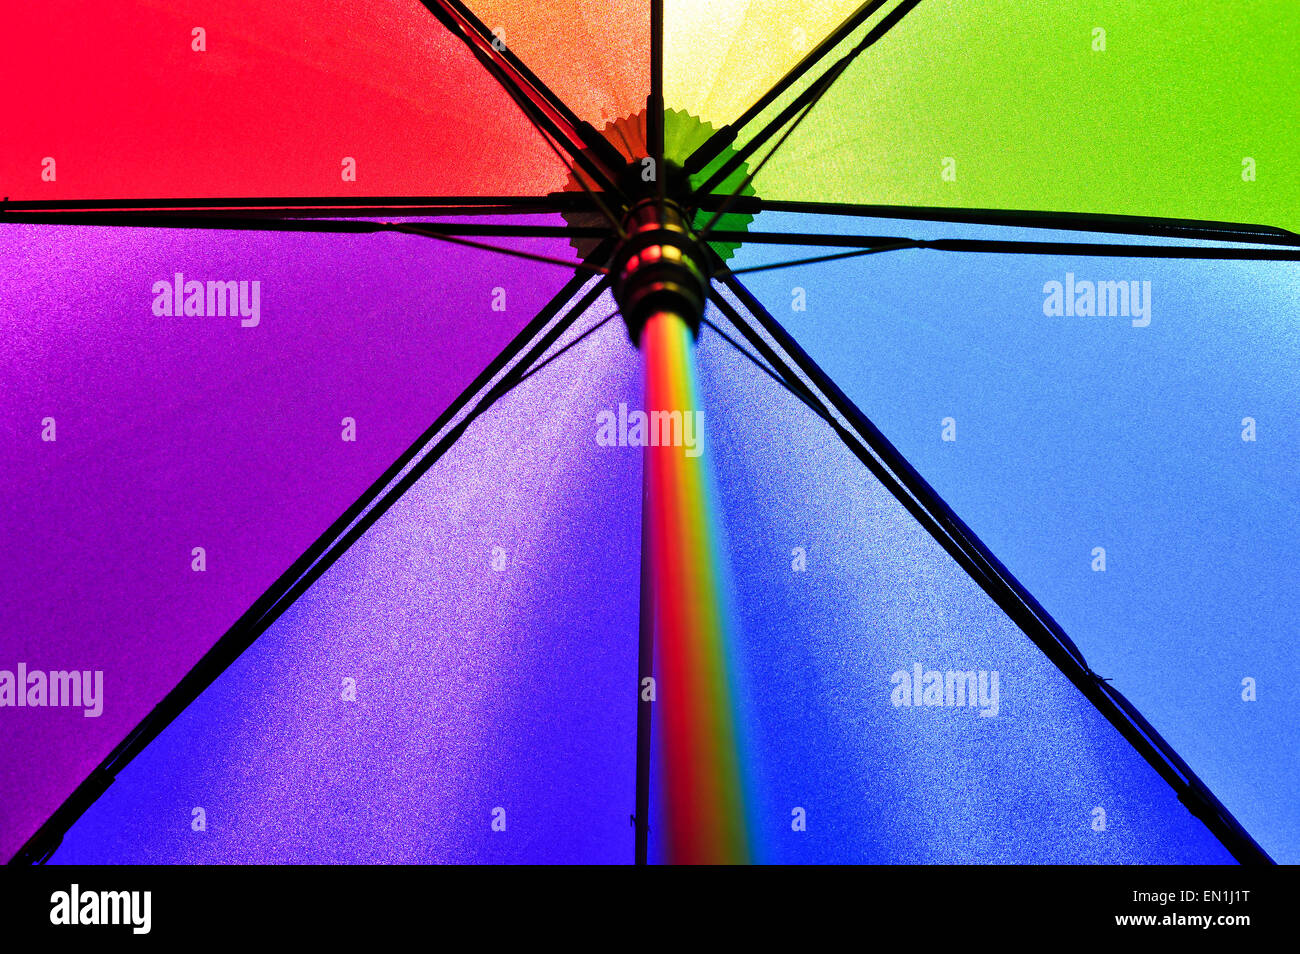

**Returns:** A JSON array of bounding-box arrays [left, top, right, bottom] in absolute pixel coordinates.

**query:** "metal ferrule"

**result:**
[[611, 198, 709, 345]]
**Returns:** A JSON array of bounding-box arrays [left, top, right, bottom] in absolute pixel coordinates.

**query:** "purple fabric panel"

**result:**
[[0, 218, 576, 859], [49, 302, 642, 863]]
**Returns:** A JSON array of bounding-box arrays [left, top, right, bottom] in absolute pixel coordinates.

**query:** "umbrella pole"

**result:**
[[635, 455, 654, 865], [639, 309, 749, 864]]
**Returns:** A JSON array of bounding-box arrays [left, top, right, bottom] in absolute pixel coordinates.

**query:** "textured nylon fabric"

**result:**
[[709, 0, 1299, 231], [2, 0, 571, 199], [47, 297, 643, 864], [729, 214, 1298, 860], [0, 219, 579, 860], [644, 310, 1240, 863]]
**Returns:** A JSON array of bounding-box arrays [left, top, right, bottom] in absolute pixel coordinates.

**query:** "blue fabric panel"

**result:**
[[727, 215, 1296, 860], [670, 312, 1237, 863]]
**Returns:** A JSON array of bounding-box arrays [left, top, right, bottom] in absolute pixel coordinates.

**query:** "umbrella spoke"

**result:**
[[694, 87, 826, 239], [707, 230, 1300, 264], [694, 196, 1300, 246], [0, 195, 601, 216], [511, 311, 619, 387], [432, 31, 630, 233], [418, 0, 633, 236], [2, 208, 614, 273], [418, 0, 625, 192], [704, 296, 837, 425], [890, 237, 1300, 260], [648, 0, 666, 209], [722, 243, 910, 275], [438, 0, 626, 172], [390, 224, 609, 272]]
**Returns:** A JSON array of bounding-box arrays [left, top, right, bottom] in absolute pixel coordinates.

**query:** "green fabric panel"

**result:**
[[746, 0, 1298, 230]]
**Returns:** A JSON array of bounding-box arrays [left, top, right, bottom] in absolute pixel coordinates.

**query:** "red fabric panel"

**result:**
[[2, 1, 571, 199]]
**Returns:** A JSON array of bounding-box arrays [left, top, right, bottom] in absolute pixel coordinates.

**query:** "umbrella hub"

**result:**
[[611, 195, 710, 346], [559, 107, 755, 268]]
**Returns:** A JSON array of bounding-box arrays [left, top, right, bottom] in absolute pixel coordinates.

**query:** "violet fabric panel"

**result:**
[[48, 300, 642, 863], [0, 219, 577, 860]]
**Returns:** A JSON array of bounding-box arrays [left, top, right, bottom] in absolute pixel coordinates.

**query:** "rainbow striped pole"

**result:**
[[640, 309, 749, 865], [614, 196, 749, 863]]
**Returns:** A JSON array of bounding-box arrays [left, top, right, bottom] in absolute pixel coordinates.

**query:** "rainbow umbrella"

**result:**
[[2, 0, 1295, 865]]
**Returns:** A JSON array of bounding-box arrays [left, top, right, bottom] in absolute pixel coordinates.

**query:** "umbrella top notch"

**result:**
[[610, 154, 694, 207]]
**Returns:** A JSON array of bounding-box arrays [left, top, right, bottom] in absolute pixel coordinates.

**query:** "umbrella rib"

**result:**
[[649, 0, 665, 194], [532, 128, 629, 239], [2, 209, 610, 273], [17, 207, 1294, 263], [2, 210, 608, 238], [608, 120, 640, 161], [423, 16, 629, 233], [702, 301, 840, 426], [511, 311, 618, 386], [723, 243, 911, 275], [391, 224, 609, 272], [684, 0, 895, 176], [7, 263, 613, 866], [693, 196, 1300, 246], [713, 268, 1274, 865], [0, 195, 602, 216], [694, 88, 824, 239], [700, 316, 786, 392], [883, 237, 1300, 260], [691, 0, 925, 199]]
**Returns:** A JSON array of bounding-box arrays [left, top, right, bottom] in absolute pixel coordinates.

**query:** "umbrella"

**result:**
[[2, 0, 1294, 865]]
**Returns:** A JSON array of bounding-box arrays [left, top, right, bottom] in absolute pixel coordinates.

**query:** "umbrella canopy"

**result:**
[[39, 304, 1239, 864], [0, 220, 581, 860], [729, 218, 1300, 861], [3, 0, 1295, 864], [3, 0, 573, 197]]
